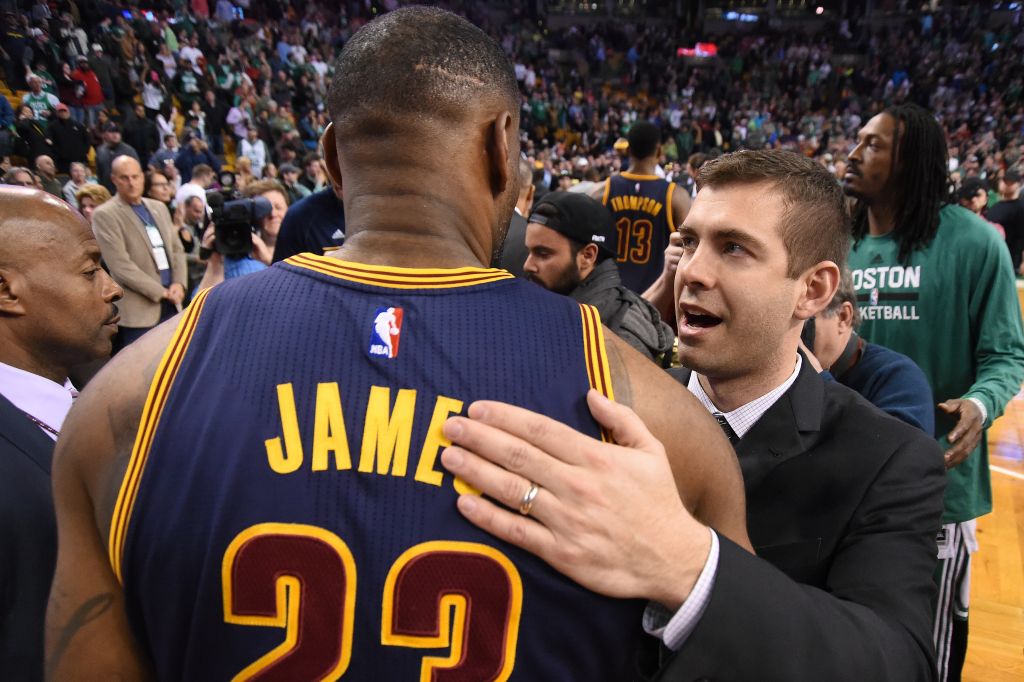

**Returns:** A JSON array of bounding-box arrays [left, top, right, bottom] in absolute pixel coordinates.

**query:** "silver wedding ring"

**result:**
[[518, 482, 541, 516]]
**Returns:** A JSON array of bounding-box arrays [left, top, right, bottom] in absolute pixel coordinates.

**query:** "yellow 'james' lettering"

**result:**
[[414, 396, 464, 487], [359, 386, 417, 476], [312, 382, 352, 471], [266, 383, 305, 474]]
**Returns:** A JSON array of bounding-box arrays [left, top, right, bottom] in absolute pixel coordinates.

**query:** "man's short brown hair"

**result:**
[[191, 164, 214, 182], [697, 150, 850, 278]]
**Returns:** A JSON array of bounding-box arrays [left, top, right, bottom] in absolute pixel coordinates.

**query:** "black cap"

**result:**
[[528, 192, 616, 258], [957, 177, 986, 201], [103, 122, 120, 133]]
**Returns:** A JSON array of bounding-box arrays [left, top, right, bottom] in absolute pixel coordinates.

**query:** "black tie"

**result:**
[[714, 413, 739, 446]]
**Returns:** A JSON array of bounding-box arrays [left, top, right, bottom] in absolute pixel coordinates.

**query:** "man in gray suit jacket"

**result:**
[[92, 156, 187, 350]]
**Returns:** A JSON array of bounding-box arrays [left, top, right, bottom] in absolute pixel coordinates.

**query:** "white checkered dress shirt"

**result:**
[[642, 356, 803, 650]]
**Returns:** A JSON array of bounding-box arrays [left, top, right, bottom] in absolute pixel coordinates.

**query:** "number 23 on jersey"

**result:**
[[222, 523, 523, 681]]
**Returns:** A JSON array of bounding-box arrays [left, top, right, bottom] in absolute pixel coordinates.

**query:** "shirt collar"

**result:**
[[0, 361, 77, 440], [686, 355, 802, 439]]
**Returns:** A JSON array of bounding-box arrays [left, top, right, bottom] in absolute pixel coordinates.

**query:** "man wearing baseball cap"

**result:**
[[48, 103, 91, 174], [95, 122, 140, 192], [525, 191, 673, 363]]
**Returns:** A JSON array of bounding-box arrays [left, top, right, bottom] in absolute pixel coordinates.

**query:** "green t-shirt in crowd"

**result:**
[[849, 204, 1024, 523]]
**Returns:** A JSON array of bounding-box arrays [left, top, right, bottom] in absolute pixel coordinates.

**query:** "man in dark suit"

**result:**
[[0, 187, 122, 679], [497, 157, 535, 276], [439, 150, 946, 681]]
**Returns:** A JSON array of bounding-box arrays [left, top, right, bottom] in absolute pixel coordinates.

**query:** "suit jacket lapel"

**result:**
[[734, 355, 824, 489], [0, 392, 56, 474], [115, 196, 159, 271]]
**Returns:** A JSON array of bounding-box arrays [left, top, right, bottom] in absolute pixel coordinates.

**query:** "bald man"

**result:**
[[0, 188, 122, 679], [91, 155, 187, 350], [45, 8, 746, 678]]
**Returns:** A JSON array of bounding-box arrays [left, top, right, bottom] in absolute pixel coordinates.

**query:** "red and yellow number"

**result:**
[[382, 541, 523, 682], [222, 523, 357, 681], [615, 217, 654, 265], [224, 529, 522, 681]]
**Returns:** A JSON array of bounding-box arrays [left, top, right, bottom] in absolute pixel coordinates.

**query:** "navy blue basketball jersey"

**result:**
[[602, 171, 678, 294], [109, 254, 645, 681]]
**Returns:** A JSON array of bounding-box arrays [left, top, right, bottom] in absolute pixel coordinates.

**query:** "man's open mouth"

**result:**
[[680, 305, 723, 328]]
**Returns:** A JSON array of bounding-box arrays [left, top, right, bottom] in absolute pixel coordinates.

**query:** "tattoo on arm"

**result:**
[[46, 592, 115, 673]]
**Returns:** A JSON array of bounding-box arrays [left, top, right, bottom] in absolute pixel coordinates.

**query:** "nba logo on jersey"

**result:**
[[368, 306, 404, 358], [869, 288, 880, 306]]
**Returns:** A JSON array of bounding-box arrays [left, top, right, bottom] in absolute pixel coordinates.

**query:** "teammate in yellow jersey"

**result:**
[[591, 120, 690, 301]]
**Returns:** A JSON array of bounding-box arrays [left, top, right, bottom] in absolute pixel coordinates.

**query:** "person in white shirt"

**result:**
[[0, 187, 123, 679], [178, 35, 204, 74], [174, 164, 215, 211], [239, 126, 268, 178]]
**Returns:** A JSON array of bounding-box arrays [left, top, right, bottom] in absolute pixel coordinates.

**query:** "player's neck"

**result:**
[[333, 194, 495, 269], [866, 203, 897, 237], [627, 158, 657, 175]]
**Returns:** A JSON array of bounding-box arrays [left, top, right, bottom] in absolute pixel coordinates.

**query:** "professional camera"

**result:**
[[203, 190, 272, 259]]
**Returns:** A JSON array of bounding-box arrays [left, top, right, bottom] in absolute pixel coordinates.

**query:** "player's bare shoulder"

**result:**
[[603, 328, 750, 549], [54, 315, 182, 539]]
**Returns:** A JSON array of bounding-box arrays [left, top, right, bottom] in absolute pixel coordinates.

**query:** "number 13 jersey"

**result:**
[[602, 172, 678, 294], [110, 254, 645, 681]]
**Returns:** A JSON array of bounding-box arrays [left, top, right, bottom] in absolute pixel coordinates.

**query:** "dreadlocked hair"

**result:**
[[851, 104, 952, 263]]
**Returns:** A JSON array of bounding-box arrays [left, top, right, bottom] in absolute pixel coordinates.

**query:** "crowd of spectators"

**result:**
[[1, 1, 1023, 260], [2, 4, 1024, 680]]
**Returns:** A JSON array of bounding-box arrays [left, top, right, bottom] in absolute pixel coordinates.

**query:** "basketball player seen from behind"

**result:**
[[45, 8, 748, 679], [591, 121, 690, 301]]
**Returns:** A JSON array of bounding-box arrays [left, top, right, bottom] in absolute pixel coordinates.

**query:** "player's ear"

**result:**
[[837, 301, 855, 334], [794, 260, 840, 321], [321, 123, 343, 192], [487, 111, 514, 199]]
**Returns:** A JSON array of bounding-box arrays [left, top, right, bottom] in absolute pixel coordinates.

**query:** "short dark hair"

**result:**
[[144, 169, 168, 195], [327, 7, 518, 132], [627, 121, 661, 160], [698, 150, 850, 277], [821, 267, 861, 330]]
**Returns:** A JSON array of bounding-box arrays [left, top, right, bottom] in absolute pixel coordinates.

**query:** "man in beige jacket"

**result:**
[[91, 156, 188, 351]]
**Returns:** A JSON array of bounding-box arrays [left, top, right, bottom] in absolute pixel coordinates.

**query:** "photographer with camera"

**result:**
[[241, 178, 289, 254], [191, 181, 286, 293]]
